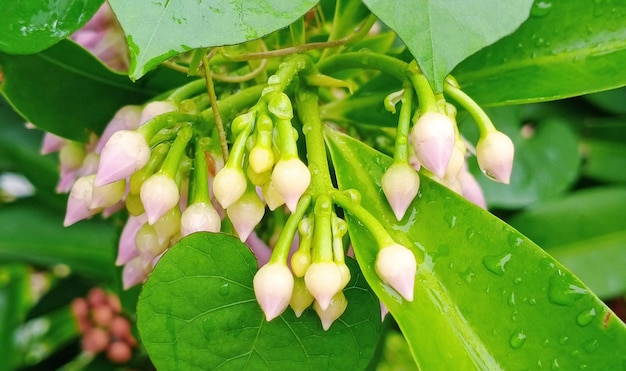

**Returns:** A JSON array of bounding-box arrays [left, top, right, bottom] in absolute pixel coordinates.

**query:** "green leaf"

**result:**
[[108, 0, 318, 80], [137, 232, 380, 370], [453, 0, 626, 105], [325, 129, 626, 370], [0, 199, 116, 279], [459, 104, 581, 209], [0, 40, 155, 142], [0, 0, 103, 54], [509, 187, 626, 298], [0, 264, 31, 371], [581, 139, 626, 183], [362, 0, 533, 92]]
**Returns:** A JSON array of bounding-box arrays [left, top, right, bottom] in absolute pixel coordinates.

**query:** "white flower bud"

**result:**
[[213, 167, 247, 209], [153, 207, 181, 245], [90, 179, 126, 209], [290, 277, 314, 318], [135, 222, 169, 262], [381, 163, 420, 221], [95, 130, 150, 187], [410, 112, 455, 178], [304, 262, 343, 311], [476, 131, 514, 184], [261, 180, 285, 211], [254, 263, 294, 321], [96, 105, 142, 153], [375, 243, 416, 301], [313, 291, 348, 331], [140, 174, 180, 225], [227, 191, 265, 242], [180, 202, 221, 236], [64, 175, 98, 227], [249, 146, 275, 175], [271, 158, 310, 212]]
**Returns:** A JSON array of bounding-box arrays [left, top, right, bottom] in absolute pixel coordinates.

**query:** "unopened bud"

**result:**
[[458, 168, 487, 209], [290, 250, 311, 278], [180, 202, 221, 236], [249, 146, 275, 175], [64, 175, 98, 226], [96, 105, 142, 153], [304, 262, 343, 311], [381, 163, 420, 221], [59, 141, 87, 170], [140, 174, 180, 225], [213, 167, 247, 209], [375, 243, 416, 301], [410, 112, 455, 178], [41, 132, 65, 155], [116, 214, 146, 266], [122, 256, 147, 289], [135, 222, 169, 262], [444, 142, 466, 180], [290, 277, 314, 317], [261, 180, 285, 211], [254, 263, 294, 321], [227, 191, 265, 242], [91, 179, 126, 209], [95, 130, 150, 187], [476, 131, 514, 184], [271, 158, 310, 212], [139, 101, 177, 124], [153, 207, 181, 245], [313, 291, 348, 331]]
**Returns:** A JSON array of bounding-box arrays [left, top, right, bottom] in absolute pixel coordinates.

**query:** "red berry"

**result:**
[[107, 341, 132, 364], [92, 305, 115, 327], [87, 288, 107, 307], [110, 316, 131, 339], [82, 327, 110, 353], [70, 298, 89, 321]]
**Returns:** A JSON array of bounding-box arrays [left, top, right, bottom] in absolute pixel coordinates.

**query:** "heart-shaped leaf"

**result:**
[[108, 0, 318, 80], [325, 128, 626, 370], [137, 232, 381, 370], [362, 0, 533, 92]]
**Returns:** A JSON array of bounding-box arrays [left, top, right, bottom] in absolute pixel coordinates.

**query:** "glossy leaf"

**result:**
[[137, 232, 380, 371], [108, 0, 318, 80], [581, 139, 626, 183], [509, 187, 626, 299], [0, 40, 155, 142], [0, 199, 116, 279], [325, 129, 626, 370], [362, 0, 533, 92], [0, 0, 103, 54], [453, 0, 626, 105], [459, 104, 581, 209], [0, 264, 31, 371]]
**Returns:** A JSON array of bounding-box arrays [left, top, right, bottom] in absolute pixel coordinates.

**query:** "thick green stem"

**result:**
[[312, 195, 334, 262], [393, 83, 414, 164], [443, 82, 495, 137], [198, 85, 265, 133], [269, 194, 312, 264], [408, 62, 438, 113], [158, 126, 193, 179], [189, 139, 210, 204], [167, 78, 207, 103], [317, 52, 409, 82], [137, 112, 198, 140]]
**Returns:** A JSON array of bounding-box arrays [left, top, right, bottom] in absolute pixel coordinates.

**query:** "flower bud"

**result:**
[[139, 101, 177, 125], [290, 250, 311, 278], [116, 214, 147, 266], [337, 262, 351, 290], [304, 262, 343, 311], [153, 207, 181, 245], [180, 202, 221, 236], [261, 180, 285, 211], [271, 158, 310, 212], [96, 105, 142, 153], [476, 131, 514, 184], [458, 168, 487, 209], [59, 141, 87, 171], [267, 92, 294, 120], [375, 243, 416, 301], [290, 277, 314, 317], [381, 163, 420, 221], [140, 174, 180, 225], [410, 112, 455, 178], [249, 146, 275, 175], [444, 142, 466, 180], [122, 256, 147, 289], [41, 132, 65, 154], [91, 179, 126, 209], [313, 291, 348, 331], [135, 223, 169, 262], [213, 167, 247, 209], [64, 175, 98, 226], [95, 130, 150, 187], [227, 191, 265, 242], [254, 263, 294, 321]]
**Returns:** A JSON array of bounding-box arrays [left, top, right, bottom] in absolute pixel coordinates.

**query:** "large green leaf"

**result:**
[[137, 232, 381, 370], [325, 129, 626, 370], [509, 187, 626, 299], [0, 264, 31, 371], [362, 0, 533, 92], [108, 0, 318, 80], [0, 199, 116, 279], [453, 0, 626, 105], [0, 0, 103, 54]]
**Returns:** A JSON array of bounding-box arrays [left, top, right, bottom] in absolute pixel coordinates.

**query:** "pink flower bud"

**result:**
[[135, 222, 169, 262], [375, 243, 416, 301], [41, 132, 65, 154], [96, 105, 142, 153], [180, 202, 221, 236], [139, 101, 177, 125], [116, 214, 147, 266], [410, 112, 455, 178], [90, 179, 125, 209], [227, 191, 265, 242], [476, 131, 514, 184], [458, 168, 487, 209], [140, 174, 180, 225], [122, 256, 147, 289], [381, 163, 420, 221], [64, 175, 98, 226], [95, 130, 150, 187], [290, 277, 314, 317], [254, 263, 294, 321], [213, 167, 247, 209], [304, 262, 343, 311], [444, 143, 466, 180], [313, 291, 347, 331], [59, 141, 87, 171], [261, 180, 285, 211], [271, 158, 310, 212]]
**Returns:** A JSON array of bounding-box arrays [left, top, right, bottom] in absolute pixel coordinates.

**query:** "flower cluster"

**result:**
[[71, 288, 137, 364]]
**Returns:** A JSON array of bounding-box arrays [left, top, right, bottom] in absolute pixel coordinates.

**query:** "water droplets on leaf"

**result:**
[[219, 282, 230, 296], [559, 336, 569, 345], [547, 272, 587, 306], [482, 253, 512, 276], [465, 227, 475, 240], [508, 234, 523, 248], [530, 0, 553, 17], [509, 329, 527, 349], [443, 212, 457, 228], [576, 308, 597, 327], [582, 339, 599, 353], [552, 358, 560, 370]]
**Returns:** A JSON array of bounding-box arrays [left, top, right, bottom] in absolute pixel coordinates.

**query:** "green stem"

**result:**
[[393, 82, 414, 164], [331, 191, 395, 248], [317, 52, 409, 82], [158, 126, 193, 179], [225, 124, 252, 168], [407, 62, 438, 113], [269, 194, 312, 264], [443, 82, 495, 137], [275, 118, 298, 158], [202, 53, 229, 162], [137, 112, 198, 141], [289, 16, 305, 46], [167, 78, 207, 103], [312, 195, 333, 262], [189, 139, 210, 204], [198, 84, 266, 134]]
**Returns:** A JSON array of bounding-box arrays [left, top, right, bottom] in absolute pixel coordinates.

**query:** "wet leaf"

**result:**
[[362, 0, 533, 92], [325, 128, 626, 370], [137, 232, 380, 370], [454, 0, 626, 105]]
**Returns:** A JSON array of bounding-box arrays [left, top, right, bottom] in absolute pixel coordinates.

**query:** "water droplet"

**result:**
[[542, 338, 550, 346], [552, 358, 560, 370], [579, 364, 588, 369], [461, 268, 475, 284], [466, 227, 475, 239], [511, 310, 518, 322], [529, 296, 537, 305], [443, 213, 457, 228], [539, 257, 555, 271], [559, 336, 569, 345], [531, 0, 553, 17], [219, 282, 230, 296], [268, 74, 281, 85], [513, 277, 523, 285], [537, 359, 543, 368], [508, 234, 523, 248], [483, 253, 512, 276], [547, 272, 587, 306], [570, 350, 580, 358], [583, 339, 598, 353], [576, 308, 597, 326], [509, 292, 516, 306], [509, 329, 527, 349]]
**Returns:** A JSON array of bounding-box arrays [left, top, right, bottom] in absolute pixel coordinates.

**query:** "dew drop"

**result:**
[[509, 292, 516, 306], [509, 329, 526, 349], [508, 234, 523, 248], [552, 358, 560, 370], [482, 253, 512, 276], [513, 277, 523, 285], [219, 282, 230, 296], [547, 272, 587, 306], [542, 338, 550, 346], [461, 268, 475, 284], [576, 308, 597, 327], [570, 350, 580, 358], [558, 336, 569, 345], [443, 213, 457, 228], [530, 0, 553, 17], [579, 364, 588, 369], [267, 75, 281, 85], [582, 339, 598, 353]]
